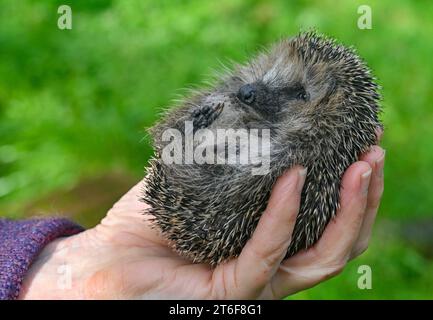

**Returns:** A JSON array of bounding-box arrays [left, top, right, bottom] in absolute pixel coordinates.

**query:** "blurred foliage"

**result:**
[[0, 0, 432, 298]]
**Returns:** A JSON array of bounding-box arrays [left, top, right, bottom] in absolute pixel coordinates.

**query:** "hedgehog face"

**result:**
[[200, 37, 349, 139], [232, 46, 320, 122], [151, 32, 379, 158]]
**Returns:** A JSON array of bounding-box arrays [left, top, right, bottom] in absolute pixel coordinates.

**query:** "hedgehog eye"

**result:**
[[296, 88, 308, 101], [283, 84, 308, 102]]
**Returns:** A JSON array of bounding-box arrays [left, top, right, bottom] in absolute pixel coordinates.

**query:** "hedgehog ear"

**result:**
[[312, 78, 337, 105], [325, 77, 337, 97]]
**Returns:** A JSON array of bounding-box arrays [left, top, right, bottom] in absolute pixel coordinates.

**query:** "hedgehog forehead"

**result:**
[[235, 40, 336, 90], [237, 45, 304, 88], [261, 55, 301, 88]]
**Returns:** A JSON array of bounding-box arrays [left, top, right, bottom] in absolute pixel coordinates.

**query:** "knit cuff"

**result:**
[[0, 218, 84, 300]]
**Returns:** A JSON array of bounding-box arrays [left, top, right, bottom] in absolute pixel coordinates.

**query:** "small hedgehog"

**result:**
[[142, 32, 381, 266]]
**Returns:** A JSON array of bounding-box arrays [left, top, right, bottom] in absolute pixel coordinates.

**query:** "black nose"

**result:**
[[237, 84, 256, 105]]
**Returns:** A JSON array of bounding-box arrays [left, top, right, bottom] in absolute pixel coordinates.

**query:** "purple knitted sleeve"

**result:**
[[0, 218, 84, 300]]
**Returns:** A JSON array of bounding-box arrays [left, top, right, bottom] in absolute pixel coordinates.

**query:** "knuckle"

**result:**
[[372, 184, 384, 201], [320, 262, 346, 281], [265, 198, 300, 226], [286, 208, 299, 226], [366, 203, 380, 216], [367, 186, 383, 210], [352, 240, 370, 258], [377, 184, 385, 199], [369, 194, 381, 208], [262, 208, 280, 225], [248, 242, 285, 275]]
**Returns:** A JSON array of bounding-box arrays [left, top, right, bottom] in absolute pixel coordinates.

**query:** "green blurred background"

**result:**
[[1, 0, 432, 299]]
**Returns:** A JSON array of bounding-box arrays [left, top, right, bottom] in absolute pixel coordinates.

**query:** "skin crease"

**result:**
[[19, 137, 384, 299]]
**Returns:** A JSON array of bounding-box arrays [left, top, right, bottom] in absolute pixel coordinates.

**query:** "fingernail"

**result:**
[[361, 169, 372, 195], [375, 149, 385, 178], [297, 167, 307, 192]]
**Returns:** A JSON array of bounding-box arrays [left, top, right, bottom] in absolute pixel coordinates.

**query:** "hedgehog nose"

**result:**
[[237, 84, 256, 105]]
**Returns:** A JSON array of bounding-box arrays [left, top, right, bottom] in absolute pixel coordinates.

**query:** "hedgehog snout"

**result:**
[[237, 83, 256, 105]]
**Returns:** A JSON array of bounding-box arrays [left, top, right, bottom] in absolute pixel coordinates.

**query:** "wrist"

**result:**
[[19, 234, 86, 299]]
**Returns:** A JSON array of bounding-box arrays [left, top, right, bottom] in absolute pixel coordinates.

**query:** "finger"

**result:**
[[112, 179, 146, 209], [312, 161, 372, 259], [351, 147, 385, 258], [99, 179, 165, 246], [231, 166, 307, 296], [106, 179, 150, 220], [272, 162, 372, 297], [375, 127, 384, 143]]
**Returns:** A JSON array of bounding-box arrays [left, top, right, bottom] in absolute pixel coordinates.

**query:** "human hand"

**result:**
[[19, 145, 385, 299]]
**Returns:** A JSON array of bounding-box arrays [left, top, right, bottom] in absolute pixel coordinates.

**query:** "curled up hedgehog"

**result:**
[[142, 32, 382, 266]]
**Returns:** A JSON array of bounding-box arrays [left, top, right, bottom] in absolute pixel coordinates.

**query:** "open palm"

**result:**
[[20, 146, 384, 300]]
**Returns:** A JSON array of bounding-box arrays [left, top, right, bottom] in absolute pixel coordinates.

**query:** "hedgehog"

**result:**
[[142, 32, 382, 266]]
